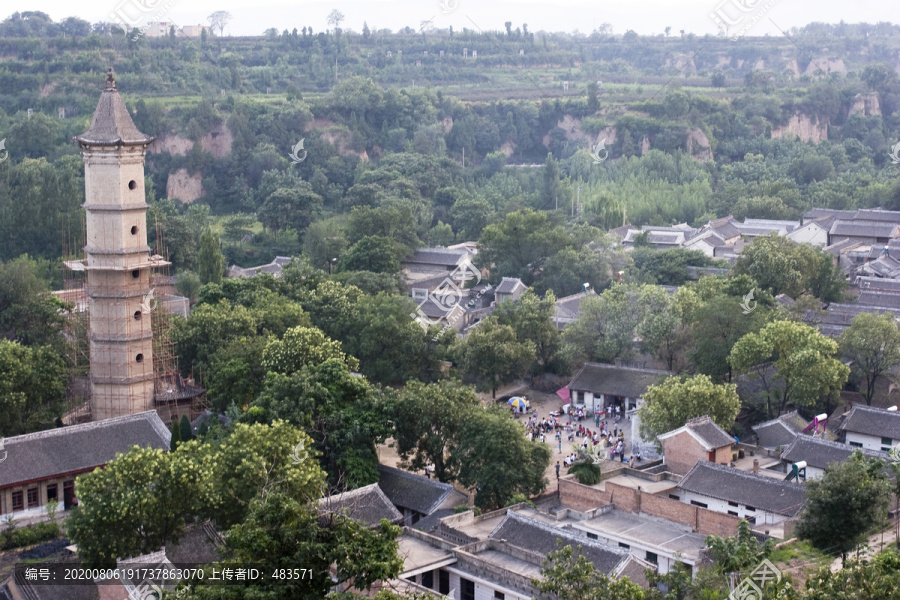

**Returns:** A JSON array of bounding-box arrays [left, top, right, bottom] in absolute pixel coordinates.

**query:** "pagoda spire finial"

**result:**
[[106, 67, 116, 90]]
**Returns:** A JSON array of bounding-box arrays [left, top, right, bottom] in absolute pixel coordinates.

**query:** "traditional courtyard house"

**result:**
[[0, 411, 170, 520], [657, 416, 735, 475], [672, 462, 805, 526], [838, 404, 900, 452]]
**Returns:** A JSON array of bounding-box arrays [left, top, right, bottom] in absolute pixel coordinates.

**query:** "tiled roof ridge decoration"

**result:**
[[1, 410, 169, 445]]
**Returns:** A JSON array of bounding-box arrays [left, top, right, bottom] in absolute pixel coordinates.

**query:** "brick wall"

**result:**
[[558, 477, 611, 510], [714, 446, 732, 465], [660, 430, 709, 475], [558, 475, 741, 537], [640, 492, 741, 537]]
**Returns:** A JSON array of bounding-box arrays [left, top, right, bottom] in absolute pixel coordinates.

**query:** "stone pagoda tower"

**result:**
[[75, 69, 165, 420]]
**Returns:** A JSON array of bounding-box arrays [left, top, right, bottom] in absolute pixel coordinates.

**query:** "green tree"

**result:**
[[569, 458, 602, 486], [732, 234, 846, 302], [804, 549, 900, 600], [729, 320, 850, 413], [477, 209, 572, 284], [637, 286, 699, 372], [495, 289, 565, 373], [258, 185, 322, 241], [455, 408, 551, 509], [637, 374, 740, 444], [562, 284, 643, 364], [0, 340, 67, 436], [455, 317, 536, 398], [262, 325, 359, 375], [839, 312, 900, 405], [0, 256, 69, 351], [197, 228, 224, 285], [193, 491, 402, 600], [796, 450, 892, 565], [198, 420, 324, 529], [179, 414, 193, 442], [252, 360, 393, 487], [338, 236, 402, 274], [533, 544, 645, 600], [392, 381, 480, 483], [705, 519, 775, 575], [68, 445, 214, 566]]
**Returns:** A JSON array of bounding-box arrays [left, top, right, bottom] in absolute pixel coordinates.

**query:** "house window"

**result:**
[[438, 570, 450, 595], [849, 441, 863, 448], [882, 437, 893, 446], [883, 447, 892, 453], [668, 494, 680, 501], [646, 552, 658, 564], [746, 516, 757, 524], [690, 500, 708, 508], [46, 484, 58, 503], [728, 511, 739, 516], [745, 505, 756, 512], [421, 571, 433, 589], [728, 501, 739, 507], [27, 488, 38, 508], [494, 592, 505, 600], [587, 532, 598, 540], [619, 542, 630, 549], [460, 577, 475, 600], [11, 491, 23, 511]]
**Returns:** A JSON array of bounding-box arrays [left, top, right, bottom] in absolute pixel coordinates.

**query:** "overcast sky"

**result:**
[[8, 0, 899, 38]]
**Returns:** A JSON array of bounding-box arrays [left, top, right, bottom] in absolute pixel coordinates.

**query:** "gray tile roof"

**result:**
[[804, 208, 855, 223], [751, 411, 809, 449], [685, 416, 735, 449], [75, 71, 153, 146], [567, 363, 670, 398], [830, 220, 900, 239], [858, 277, 900, 293], [781, 435, 886, 471], [378, 465, 467, 516], [0, 411, 170, 489], [857, 291, 900, 309], [555, 291, 595, 322], [404, 248, 469, 267], [853, 209, 900, 224], [489, 512, 629, 576], [496, 277, 526, 294], [711, 221, 741, 240], [318, 483, 404, 527], [839, 405, 900, 440], [676, 462, 806, 517]]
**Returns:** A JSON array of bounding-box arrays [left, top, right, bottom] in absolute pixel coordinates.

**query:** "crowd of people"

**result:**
[[523, 405, 630, 466]]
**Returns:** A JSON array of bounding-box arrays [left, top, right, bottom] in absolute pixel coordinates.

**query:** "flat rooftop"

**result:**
[[397, 534, 455, 577], [454, 512, 505, 540], [516, 507, 706, 562], [598, 473, 678, 494], [469, 549, 543, 580]]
